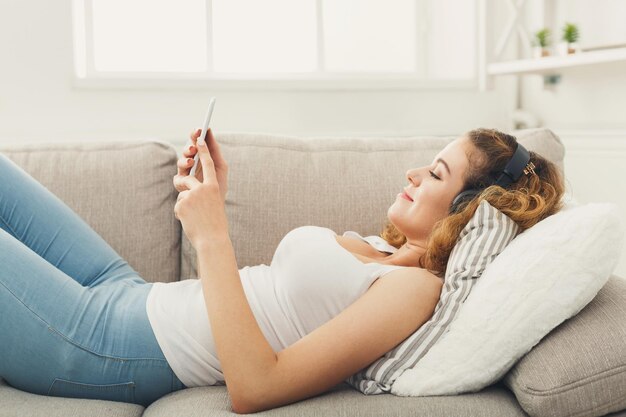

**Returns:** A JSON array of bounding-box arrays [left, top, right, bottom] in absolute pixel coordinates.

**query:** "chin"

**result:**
[[386, 211, 405, 233]]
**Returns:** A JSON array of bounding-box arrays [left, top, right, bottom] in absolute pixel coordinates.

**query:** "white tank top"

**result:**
[[145, 226, 405, 387]]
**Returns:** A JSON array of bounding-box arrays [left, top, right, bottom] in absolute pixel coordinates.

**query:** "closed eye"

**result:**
[[429, 170, 441, 180]]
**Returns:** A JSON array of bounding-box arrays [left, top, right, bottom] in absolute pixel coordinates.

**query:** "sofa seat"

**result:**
[[0, 377, 528, 416]]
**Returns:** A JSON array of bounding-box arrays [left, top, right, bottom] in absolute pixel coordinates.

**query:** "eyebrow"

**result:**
[[436, 157, 452, 176]]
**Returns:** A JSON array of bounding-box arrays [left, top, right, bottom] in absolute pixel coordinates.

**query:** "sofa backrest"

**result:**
[[0, 127, 565, 284], [0, 139, 181, 284], [181, 127, 566, 280]]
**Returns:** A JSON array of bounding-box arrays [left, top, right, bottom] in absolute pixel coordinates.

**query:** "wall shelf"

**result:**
[[487, 47, 626, 75], [477, 0, 626, 91]]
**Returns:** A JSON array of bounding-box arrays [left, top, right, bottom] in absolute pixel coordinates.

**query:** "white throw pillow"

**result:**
[[390, 201, 625, 396]]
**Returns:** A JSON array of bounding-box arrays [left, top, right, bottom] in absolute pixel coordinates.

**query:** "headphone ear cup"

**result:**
[[450, 189, 480, 215]]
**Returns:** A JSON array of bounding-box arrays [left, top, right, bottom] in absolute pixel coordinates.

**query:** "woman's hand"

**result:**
[[174, 135, 230, 249], [173, 128, 228, 204]]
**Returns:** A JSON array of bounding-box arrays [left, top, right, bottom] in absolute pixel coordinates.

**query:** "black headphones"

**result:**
[[449, 139, 532, 215]]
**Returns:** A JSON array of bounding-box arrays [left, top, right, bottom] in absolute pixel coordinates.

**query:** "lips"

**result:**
[[402, 191, 414, 202]]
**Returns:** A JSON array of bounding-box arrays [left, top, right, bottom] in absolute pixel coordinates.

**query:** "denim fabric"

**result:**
[[0, 153, 186, 407]]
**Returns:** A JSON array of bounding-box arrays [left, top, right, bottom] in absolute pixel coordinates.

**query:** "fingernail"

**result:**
[[188, 145, 194, 152], [187, 158, 193, 164]]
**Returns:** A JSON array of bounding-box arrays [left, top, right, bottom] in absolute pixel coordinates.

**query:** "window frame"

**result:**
[[72, 0, 480, 91]]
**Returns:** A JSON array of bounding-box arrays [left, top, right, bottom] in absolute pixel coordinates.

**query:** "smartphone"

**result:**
[[189, 97, 216, 177]]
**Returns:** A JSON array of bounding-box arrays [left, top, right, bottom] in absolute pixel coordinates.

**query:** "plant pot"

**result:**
[[532, 46, 550, 58], [558, 41, 580, 55], [567, 41, 581, 54]]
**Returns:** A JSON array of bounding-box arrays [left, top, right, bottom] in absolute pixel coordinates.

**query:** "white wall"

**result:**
[[2, 0, 623, 277], [0, 0, 515, 146], [518, 0, 626, 278], [520, 61, 626, 130]]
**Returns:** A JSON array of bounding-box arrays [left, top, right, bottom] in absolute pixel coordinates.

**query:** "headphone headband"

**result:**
[[493, 142, 531, 188], [449, 139, 533, 215]]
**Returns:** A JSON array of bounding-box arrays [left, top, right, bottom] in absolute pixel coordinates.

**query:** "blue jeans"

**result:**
[[0, 153, 186, 407]]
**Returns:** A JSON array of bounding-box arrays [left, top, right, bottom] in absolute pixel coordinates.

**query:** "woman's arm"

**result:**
[[177, 129, 269, 412], [196, 237, 278, 414]]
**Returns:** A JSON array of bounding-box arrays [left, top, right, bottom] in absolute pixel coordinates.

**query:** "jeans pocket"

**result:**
[[47, 377, 136, 404]]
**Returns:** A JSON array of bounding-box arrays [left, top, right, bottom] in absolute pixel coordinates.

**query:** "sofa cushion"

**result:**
[[0, 139, 180, 284], [504, 275, 626, 417], [142, 382, 529, 417], [0, 377, 143, 417], [181, 127, 565, 279]]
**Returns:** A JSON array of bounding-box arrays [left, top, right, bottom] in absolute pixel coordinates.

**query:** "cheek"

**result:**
[[416, 187, 452, 211], [414, 187, 436, 203]]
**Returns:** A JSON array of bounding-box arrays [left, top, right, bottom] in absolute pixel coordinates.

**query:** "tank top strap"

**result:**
[[366, 263, 408, 282], [342, 231, 398, 254], [369, 263, 407, 275], [360, 263, 408, 293]]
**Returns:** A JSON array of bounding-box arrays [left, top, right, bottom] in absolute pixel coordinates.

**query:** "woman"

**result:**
[[0, 127, 564, 412]]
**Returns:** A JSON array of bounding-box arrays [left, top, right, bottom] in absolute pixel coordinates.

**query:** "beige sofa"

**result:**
[[1, 128, 625, 417]]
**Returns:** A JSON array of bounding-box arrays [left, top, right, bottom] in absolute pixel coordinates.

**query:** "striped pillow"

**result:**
[[345, 199, 520, 394]]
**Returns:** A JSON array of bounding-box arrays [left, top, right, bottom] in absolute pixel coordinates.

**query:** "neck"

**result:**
[[377, 240, 426, 267]]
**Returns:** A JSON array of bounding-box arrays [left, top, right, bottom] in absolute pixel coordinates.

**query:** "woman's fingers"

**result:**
[[183, 144, 197, 158], [174, 130, 204, 192], [177, 156, 195, 176], [205, 128, 226, 166], [173, 174, 184, 192], [173, 173, 195, 193], [172, 170, 203, 193], [190, 128, 201, 144]]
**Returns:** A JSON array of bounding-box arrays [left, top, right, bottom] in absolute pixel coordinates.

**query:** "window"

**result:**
[[72, 0, 477, 89]]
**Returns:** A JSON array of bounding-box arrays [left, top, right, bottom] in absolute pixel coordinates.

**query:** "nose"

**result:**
[[406, 168, 421, 186]]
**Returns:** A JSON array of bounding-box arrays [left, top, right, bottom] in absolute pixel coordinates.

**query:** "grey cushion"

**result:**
[[504, 275, 626, 417], [0, 140, 180, 284], [142, 382, 528, 417], [181, 127, 565, 279], [345, 200, 520, 394], [0, 377, 143, 417], [510, 127, 565, 175]]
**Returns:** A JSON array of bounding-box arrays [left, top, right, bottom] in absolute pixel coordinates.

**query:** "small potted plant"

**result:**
[[558, 22, 580, 55], [532, 28, 551, 58]]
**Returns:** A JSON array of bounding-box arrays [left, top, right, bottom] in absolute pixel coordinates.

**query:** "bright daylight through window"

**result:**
[[72, 0, 476, 82]]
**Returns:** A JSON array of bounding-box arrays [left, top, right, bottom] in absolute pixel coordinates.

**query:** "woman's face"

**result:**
[[387, 135, 472, 243]]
